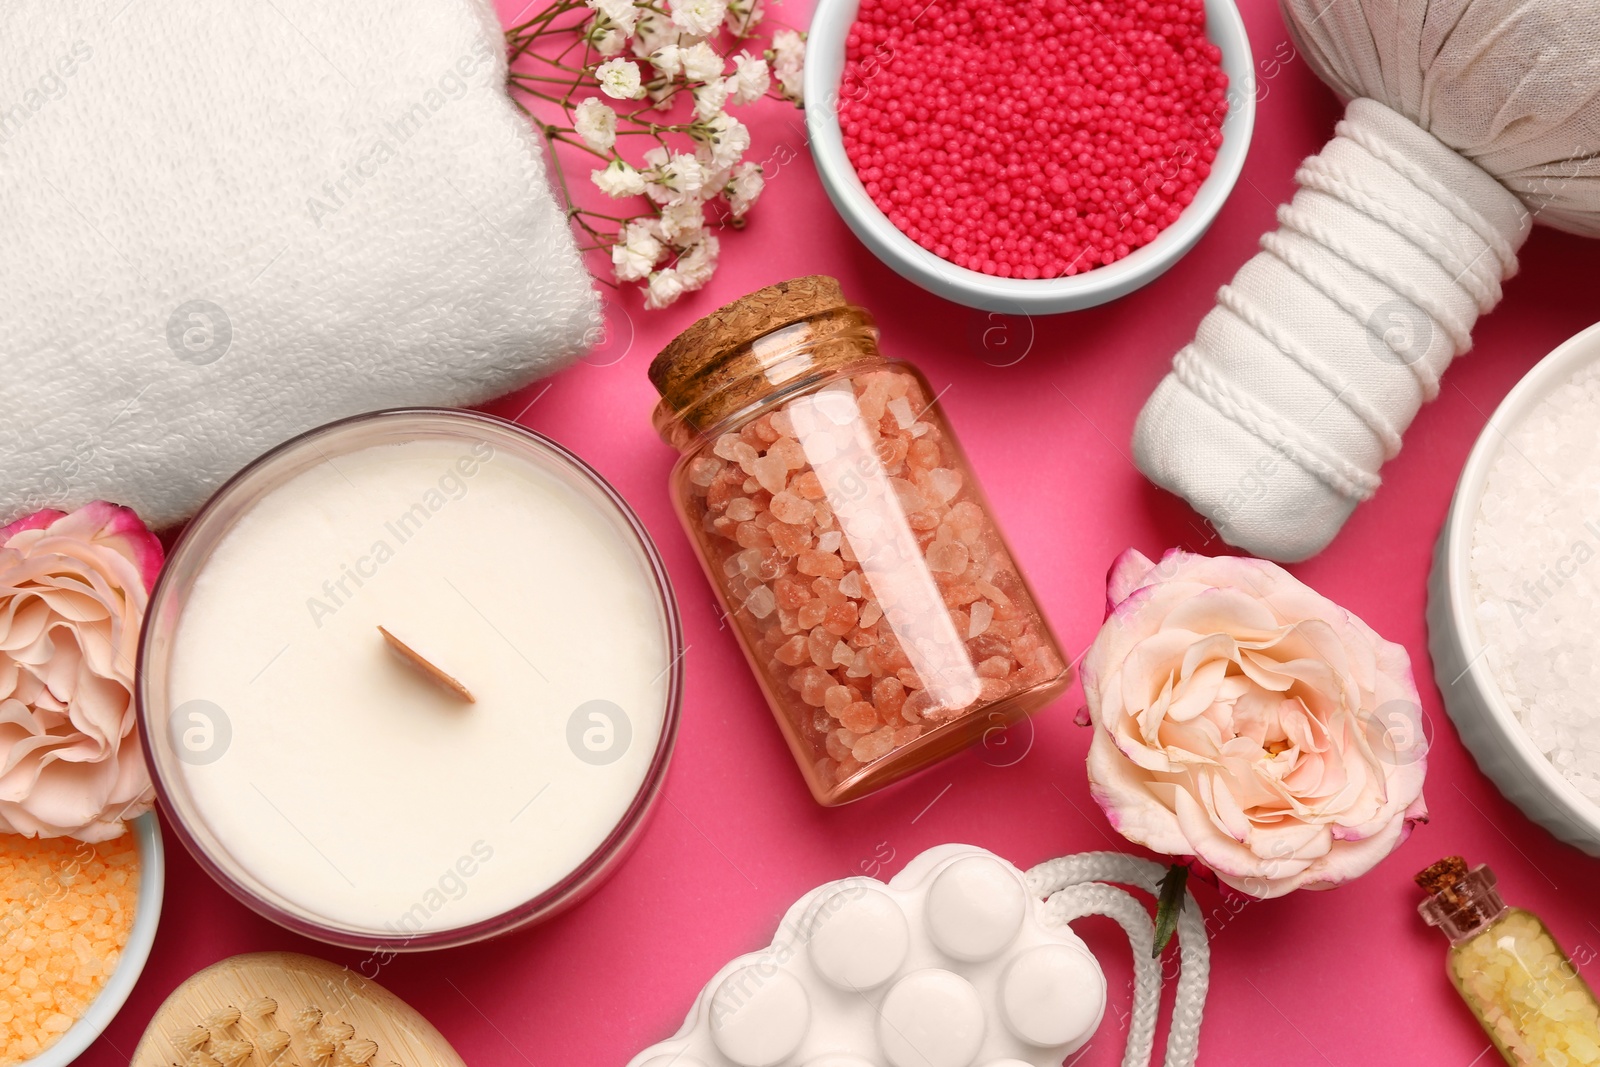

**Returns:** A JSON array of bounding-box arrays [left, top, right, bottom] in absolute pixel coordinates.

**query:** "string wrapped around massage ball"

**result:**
[[1132, 0, 1600, 562]]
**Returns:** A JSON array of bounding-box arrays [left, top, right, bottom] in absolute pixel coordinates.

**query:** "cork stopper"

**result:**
[[1415, 855, 1470, 895], [1417, 856, 1505, 943], [649, 276, 880, 448]]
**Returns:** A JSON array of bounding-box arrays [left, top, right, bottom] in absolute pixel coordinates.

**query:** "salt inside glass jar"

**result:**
[[651, 276, 1070, 804]]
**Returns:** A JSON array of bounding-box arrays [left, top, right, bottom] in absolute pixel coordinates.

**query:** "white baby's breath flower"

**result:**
[[676, 232, 720, 289], [646, 267, 689, 309], [591, 158, 647, 198], [726, 53, 770, 104], [650, 43, 685, 78], [592, 25, 628, 55], [613, 219, 665, 282], [632, 8, 673, 57], [574, 97, 618, 151], [659, 199, 706, 243], [700, 163, 731, 195], [670, 0, 728, 37], [725, 0, 763, 35], [694, 112, 750, 169], [725, 160, 764, 217], [587, 0, 639, 34], [693, 78, 731, 120], [596, 57, 645, 99], [680, 41, 724, 82], [646, 149, 707, 204], [768, 29, 805, 104]]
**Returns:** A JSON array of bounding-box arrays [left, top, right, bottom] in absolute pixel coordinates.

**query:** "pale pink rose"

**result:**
[[0, 502, 163, 841], [1083, 548, 1428, 898]]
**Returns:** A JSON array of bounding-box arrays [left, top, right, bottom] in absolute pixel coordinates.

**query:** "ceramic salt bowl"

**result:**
[[25, 812, 165, 1067], [803, 0, 1255, 314], [1429, 321, 1600, 855]]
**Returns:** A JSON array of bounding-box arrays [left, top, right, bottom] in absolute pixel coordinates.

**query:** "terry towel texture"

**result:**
[[0, 0, 597, 527]]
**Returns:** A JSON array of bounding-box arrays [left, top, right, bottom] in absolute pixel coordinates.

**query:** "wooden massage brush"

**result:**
[[130, 953, 466, 1067]]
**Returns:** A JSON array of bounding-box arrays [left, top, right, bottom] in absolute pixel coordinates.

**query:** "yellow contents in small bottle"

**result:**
[[1451, 908, 1600, 1066]]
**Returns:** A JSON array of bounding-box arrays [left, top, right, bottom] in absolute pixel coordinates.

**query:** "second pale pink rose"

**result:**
[[1082, 548, 1428, 898]]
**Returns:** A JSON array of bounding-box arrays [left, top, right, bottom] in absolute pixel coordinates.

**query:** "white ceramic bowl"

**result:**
[[803, 0, 1256, 314], [1429, 321, 1600, 855], [24, 811, 164, 1067]]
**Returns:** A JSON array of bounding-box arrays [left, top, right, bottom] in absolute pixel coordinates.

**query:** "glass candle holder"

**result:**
[[651, 276, 1071, 805], [137, 410, 683, 951]]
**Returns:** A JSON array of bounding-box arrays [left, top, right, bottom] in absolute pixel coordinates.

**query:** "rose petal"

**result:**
[[1086, 729, 1192, 855]]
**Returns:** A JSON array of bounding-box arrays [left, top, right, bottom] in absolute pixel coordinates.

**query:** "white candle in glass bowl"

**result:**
[[139, 411, 682, 950]]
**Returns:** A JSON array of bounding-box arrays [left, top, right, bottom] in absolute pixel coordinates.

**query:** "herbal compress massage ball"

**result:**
[[1132, 0, 1600, 562]]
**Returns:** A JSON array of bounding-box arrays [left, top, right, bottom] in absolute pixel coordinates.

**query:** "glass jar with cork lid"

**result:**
[[650, 276, 1071, 804]]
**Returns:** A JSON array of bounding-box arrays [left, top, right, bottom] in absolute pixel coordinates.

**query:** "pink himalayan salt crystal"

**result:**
[[852, 726, 897, 762], [841, 701, 878, 733], [976, 655, 1011, 679], [713, 434, 759, 470], [799, 600, 828, 629], [744, 585, 777, 619], [771, 491, 814, 524], [689, 456, 721, 486], [926, 539, 969, 574], [797, 666, 832, 707], [921, 468, 963, 505], [775, 634, 809, 666], [752, 454, 789, 495], [798, 549, 844, 578], [681, 367, 1061, 794]]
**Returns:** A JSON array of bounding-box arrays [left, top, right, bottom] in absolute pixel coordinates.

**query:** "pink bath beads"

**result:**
[[839, 0, 1228, 277]]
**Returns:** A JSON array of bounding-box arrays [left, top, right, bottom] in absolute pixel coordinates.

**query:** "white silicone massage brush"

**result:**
[[628, 845, 1211, 1067]]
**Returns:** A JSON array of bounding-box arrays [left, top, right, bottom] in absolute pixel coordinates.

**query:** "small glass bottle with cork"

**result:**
[[1417, 856, 1600, 1065], [650, 276, 1072, 804]]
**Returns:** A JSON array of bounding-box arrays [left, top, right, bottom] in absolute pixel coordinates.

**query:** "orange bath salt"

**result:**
[[0, 833, 138, 1066]]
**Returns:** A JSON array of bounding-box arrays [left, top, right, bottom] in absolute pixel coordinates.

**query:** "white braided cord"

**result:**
[[1215, 284, 1404, 458], [1294, 155, 1503, 311], [1274, 200, 1475, 352], [1171, 346, 1381, 501], [1334, 117, 1520, 277], [1256, 229, 1446, 399], [1026, 852, 1211, 1067]]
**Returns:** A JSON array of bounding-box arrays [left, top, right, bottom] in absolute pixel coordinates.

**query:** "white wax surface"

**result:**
[[168, 436, 671, 934]]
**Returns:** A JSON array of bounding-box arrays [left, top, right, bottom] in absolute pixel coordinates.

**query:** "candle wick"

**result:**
[[377, 626, 476, 704]]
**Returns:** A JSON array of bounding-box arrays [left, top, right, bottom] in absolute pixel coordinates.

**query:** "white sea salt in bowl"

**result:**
[[1430, 320, 1600, 855]]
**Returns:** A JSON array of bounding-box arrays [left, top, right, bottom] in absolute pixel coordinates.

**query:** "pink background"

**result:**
[[83, 0, 1600, 1064]]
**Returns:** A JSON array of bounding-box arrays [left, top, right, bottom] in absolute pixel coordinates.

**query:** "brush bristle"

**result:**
[[254, 1029, 291, 1060], [337, 1039, 379, 1066], [175, 1025, 210, 1053], [203, 1006, 242, 1030], [209, 1037, 253, 1067], [243, 996, 278, 1019], [168, 991, 400, 1067]]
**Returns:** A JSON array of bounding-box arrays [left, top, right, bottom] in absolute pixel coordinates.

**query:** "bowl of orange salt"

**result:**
[[1, 812, 163, 1067]]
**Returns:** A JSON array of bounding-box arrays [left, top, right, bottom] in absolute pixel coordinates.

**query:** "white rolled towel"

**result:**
[[1133, 98, 1530, 560], [0, 0, 596, 528]]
